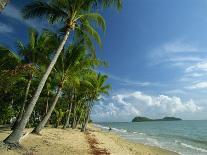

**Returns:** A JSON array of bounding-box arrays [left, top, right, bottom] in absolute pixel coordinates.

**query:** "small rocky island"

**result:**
[[132, 116, 182, 122]]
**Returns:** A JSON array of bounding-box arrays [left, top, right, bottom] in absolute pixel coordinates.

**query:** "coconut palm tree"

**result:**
[[32, 43, 97, 134], [12, 28, 60, 128], [3, 0, 106, 146], [0, 45, 20, 70], [0, 45, 21, 97], [4, 0, 121, 146], [62, 87, 74, 129], [81, 73, 110, 132]]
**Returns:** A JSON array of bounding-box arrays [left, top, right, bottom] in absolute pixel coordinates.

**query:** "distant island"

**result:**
[[132, 116, 182, 122]]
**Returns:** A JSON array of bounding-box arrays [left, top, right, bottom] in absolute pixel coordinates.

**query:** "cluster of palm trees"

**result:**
[[0, 0, 122, 147]]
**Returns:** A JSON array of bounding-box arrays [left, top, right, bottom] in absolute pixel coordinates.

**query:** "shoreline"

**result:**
[[0, 125, 179, 155], [90, 124, 179, 155]]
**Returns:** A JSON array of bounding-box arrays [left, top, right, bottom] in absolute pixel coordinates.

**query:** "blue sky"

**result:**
[[1, 0, 207, 121]]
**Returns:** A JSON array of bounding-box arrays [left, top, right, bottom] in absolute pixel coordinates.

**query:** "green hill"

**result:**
[[132, 116, 182, 122]]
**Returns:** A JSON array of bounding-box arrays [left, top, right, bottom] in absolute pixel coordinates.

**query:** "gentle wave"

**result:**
[[95, 124, 146, 135], [94, 124, 127, 133], [111, 127, 127, 133], [172, 135, 207, 145], [180, 142, 207, 153], [97, 121, 207, 155], [94, 124, 109, 130]]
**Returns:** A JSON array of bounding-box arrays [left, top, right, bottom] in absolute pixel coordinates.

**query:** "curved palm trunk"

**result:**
[[32, 87, 62, 134], [0, 0, 9, 12], [4, 30, 70, 146], [12, 77, 32, 130], [63, 102, 73, 129]]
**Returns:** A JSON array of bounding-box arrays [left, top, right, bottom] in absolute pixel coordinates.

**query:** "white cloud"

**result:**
[[2, 4, 22, 22], [181, 61, 207, 84], [185, 61, 207, 73], [159, 40, 199, 53], [187, 82, 207, 89], [108, 73, 156, 87], [149, 40, 205, 66], [2, 4, 46, 29], [164, 89, 186, 95], [92, 91, 202, 122], [0, 22, 13, 33]]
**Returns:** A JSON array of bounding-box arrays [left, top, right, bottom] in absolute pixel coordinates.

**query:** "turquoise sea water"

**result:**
[[95, 121, 207, 155]]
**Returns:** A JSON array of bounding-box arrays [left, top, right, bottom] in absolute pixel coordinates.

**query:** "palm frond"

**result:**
[[79, 13, 106, 32], [22, 1, 68, 24], [82, 19, 102, 47]]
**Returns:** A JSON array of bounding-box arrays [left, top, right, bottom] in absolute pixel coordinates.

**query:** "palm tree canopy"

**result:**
[[0, 45, 20, 70], [17, 28, 60, 66], [22, 0, 107, 53], [81, 72, 111, 102]]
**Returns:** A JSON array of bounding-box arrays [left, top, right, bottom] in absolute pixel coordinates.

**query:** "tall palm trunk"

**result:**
[[32, 87, 62, 134], [0, 0, 9, 12], [4, 30, 70, 145], [45, 91, 50, 114], [72, 103, 77, 129], [72, 116, 77, 129], [63, 102, 73, 129], [76, 109, 83, 127], [81, 103, 91, 132], [12, 76, 32, 130]]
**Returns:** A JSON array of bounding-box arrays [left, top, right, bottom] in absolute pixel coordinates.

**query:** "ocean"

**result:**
[[95, 121, 207, 155]]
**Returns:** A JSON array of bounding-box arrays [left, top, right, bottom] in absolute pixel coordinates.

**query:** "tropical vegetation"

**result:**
[[0, 0, 122, 148]]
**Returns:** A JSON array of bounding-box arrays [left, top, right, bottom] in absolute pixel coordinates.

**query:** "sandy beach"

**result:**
[[0, 125, 178, 155]]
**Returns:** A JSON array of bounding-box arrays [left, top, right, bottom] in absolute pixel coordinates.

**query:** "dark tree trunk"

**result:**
[[32, 87, 62, 134]]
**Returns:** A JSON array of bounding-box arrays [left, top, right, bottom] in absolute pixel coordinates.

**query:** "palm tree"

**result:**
[[81, 73, 110, 132], [62, 87, 75, 129], [0, 0, 9, 12], [12, 28, 59, 128], [0, 45, 21, 96], [4, 0, 105, 146], [53, 108, 65, 128], [32, 43, 93, 134], [0, 45, 20, 70], [4, 0, 121, 146]]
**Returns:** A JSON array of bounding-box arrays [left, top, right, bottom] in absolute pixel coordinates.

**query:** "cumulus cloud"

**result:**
[[91, 91, 202, 122], [0, 22, 13, 33]]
